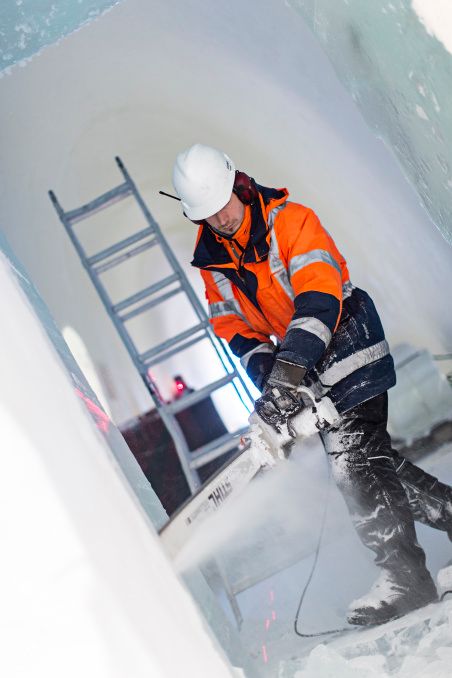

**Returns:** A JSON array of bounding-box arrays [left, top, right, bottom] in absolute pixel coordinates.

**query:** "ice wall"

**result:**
[[0, 0, 121, 74], [0, 232, 254, 675], [0, 237, 238, 677], [288, 0, 452, 244], [0, 229, 166, 529]]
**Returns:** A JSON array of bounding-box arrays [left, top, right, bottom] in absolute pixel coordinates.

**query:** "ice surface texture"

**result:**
[[0, 0, 121, 73], [280, 598, 452, 677], [0, 229, 168, 530], [288, 0, 452, 245]]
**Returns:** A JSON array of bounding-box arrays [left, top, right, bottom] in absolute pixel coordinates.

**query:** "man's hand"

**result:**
[[254, 359, 306, 434], [255, 387, 302, 434]]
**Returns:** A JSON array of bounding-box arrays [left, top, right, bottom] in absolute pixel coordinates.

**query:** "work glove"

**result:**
[[248, 348, 276, 392], [254, 359, 306, 434]]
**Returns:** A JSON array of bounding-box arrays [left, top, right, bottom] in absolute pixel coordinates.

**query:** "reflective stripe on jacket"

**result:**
[[191, 185, 396, 412]]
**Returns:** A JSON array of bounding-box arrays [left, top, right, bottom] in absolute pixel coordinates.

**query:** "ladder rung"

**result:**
[[139, 322, 209, 364], [113, 274, 179, 313], [189, 428, 249, 469], [93, 237, 158, 274], [119, 286, 183, 322], [87, 227, 155, 267], [144, 333, 208, 367], [65, 182, 132, 223], [163, 373, 237, 415]]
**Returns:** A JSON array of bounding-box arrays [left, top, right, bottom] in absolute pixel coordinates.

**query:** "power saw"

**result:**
[[158, 388, 339, 559]]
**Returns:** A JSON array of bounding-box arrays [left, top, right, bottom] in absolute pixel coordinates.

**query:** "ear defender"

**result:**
[[233, 171, 259, 206]]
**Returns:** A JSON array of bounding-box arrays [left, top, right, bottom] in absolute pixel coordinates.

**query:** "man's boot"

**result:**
[[347, 566, 438, 625]]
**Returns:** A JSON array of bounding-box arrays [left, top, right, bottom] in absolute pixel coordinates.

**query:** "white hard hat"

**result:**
[[172, 144, 236, 221]]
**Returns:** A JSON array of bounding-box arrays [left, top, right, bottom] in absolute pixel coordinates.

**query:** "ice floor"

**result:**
[[204, 441, 452, 677]]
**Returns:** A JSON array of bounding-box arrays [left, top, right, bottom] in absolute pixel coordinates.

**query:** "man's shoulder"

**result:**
[[274, 200, 318, 227]]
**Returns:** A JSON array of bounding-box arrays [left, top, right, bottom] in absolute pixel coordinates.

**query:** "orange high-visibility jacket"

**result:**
[[191, 184, 395, 413]]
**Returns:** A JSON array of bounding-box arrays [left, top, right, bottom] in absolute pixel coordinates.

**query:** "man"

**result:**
[[172, 143, 452, 625]]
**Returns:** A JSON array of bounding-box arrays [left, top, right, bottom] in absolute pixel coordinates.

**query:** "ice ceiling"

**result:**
[[1, 0, 451, 247]]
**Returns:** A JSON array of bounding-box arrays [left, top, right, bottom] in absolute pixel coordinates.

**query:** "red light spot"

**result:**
[[272, 610, 276, 621], [262, 645, 268, 664], [75, 388, 110, 433], [173, 376, 188, 399], [269, 590, 275, 603], [265, 618, 270, 631]]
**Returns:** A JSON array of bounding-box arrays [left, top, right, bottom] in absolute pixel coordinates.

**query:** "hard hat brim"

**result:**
[[183, 171, 235, 221]]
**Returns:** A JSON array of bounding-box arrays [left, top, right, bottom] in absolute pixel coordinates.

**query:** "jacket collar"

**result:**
[[191, 185, 288, 270]]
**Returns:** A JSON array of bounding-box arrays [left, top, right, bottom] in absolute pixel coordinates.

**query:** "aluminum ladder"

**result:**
[[49, 156, 254, 493]]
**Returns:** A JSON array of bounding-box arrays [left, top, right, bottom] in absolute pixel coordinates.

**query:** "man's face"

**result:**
[[205, 192, 245, 236]]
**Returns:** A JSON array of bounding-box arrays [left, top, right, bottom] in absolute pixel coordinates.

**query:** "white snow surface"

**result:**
[[290, 598, 452, 678], [0, 252, 234, 677], [437, 565, 452, 595]]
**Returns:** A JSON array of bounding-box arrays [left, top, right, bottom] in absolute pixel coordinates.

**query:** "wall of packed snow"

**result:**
[[289, 0, 452, 245], [0, 235, 239, 677]]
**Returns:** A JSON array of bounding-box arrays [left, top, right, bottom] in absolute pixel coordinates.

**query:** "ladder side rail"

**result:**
[[205, 327, 255, 410], [156, 405, 201, 493]]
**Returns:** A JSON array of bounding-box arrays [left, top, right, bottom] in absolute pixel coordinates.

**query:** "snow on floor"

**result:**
[[202, 441, 452, 677], [285, 597, 452, 678]]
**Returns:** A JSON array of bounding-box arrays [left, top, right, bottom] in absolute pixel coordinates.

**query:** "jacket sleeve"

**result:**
[[201, 269, 275, 390], [276, 207, 344, 371]]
